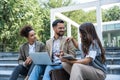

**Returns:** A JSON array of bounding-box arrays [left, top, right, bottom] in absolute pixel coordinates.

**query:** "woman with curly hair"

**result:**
[[9, 25, 45, 80]]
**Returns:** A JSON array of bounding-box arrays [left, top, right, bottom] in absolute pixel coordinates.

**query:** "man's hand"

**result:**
[[55, 50, 64, 58], [55, 50, 70, 63]]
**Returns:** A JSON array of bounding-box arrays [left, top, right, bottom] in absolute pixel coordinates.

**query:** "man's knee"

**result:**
[[45, 66, 53, 72]]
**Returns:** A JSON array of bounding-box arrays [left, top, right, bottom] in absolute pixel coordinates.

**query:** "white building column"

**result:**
[[96, 0, 103, 45], [108, 33, 111, 45], [50, 10, 56, 38], [78, 27, 81, 43], [67, 23, 71, 37]]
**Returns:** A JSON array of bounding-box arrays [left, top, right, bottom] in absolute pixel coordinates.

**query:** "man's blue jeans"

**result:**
[[43, 64, 62, 80], [28, 64, 62, 80], [28, 65, 46, 80]]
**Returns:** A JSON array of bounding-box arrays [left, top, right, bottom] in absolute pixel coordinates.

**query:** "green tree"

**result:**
[[102, 6, 120, 22], [39, 0, 72, 8], [64, 9, 96, 40], [64, 6, 120, 40], [0, 0, 49, 51], [1, 0, 119, 51], [0, 0, 72, 52]]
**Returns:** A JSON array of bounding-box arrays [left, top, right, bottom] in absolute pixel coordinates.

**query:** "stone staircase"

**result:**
[[0, 52, 24, 80], [0, 50, 120, 80], [105, 50, 120, 80]]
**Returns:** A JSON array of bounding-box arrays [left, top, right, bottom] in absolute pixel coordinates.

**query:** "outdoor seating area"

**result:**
[[0, 0, 120, 80], [0, 48, 120, 80]]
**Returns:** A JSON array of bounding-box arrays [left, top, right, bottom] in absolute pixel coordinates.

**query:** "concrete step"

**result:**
[[0, 59, 119, 73], [0, 52, 18, 54], [0, 51, 120, 80], [106, 51, 120, 57], [1, 56, 120, 65], [76, 50, 120, 57], [106, 57, 120, 65], [105, 47, 120, 51], [107, 65, 120, 74], [2, 57, 119, 65], [0, 58, 18, 64], [0, 52, 18, 58], [0, 70, 119, 80], [0, 70, 24, 80], [0, 63, 18, 70], [0, 64, 120, 74], [105, 74, 120, 80]]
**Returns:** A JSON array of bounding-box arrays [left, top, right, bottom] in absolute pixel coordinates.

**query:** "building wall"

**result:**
[[102, 21, 120, 47]]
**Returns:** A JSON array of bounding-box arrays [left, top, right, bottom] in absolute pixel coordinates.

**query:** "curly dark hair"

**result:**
[[20, 25, 33, 38]]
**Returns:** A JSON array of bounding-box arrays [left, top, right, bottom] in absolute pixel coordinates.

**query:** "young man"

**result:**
[[28, 19, 76, 80]]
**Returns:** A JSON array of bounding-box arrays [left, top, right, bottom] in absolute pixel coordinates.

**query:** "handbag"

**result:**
[[50, 69, 70, 80]]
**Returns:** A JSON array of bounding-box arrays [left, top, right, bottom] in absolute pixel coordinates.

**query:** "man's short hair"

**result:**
[[52, 19, 64, 27]]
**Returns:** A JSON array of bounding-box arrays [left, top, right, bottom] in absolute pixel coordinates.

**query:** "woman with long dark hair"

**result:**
[[62, 22, 107, 80]]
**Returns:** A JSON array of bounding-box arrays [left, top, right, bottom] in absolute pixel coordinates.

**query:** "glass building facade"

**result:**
[[102, 21, 120, 47]]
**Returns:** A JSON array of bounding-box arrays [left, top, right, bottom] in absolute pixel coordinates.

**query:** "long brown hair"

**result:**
[[79, 22, 105, 63]]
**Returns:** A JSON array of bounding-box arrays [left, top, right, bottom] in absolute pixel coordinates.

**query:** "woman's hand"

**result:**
[[66, 37, 73, 42], [60, 56, 69, 62], [25, 57, 32, 66], [66, 36, 78, 49]]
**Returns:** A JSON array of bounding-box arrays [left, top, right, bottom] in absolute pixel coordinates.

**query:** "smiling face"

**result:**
[[53, 23, 65, 37]]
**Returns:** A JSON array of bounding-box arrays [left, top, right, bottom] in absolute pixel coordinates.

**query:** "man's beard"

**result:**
[[57, 31, 64, 36]]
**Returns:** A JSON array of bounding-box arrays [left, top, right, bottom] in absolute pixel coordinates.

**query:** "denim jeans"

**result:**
[[28, 65, 46, 80], [9, 64, 33, 80], [42, 64, 63, 80], [28, 64, 62, 80]]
